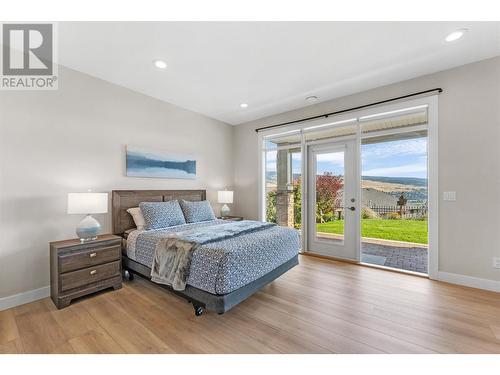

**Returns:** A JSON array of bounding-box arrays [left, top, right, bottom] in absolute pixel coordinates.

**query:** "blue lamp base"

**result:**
[[220, 204, 230, 218], [76, 215, 102, 242]]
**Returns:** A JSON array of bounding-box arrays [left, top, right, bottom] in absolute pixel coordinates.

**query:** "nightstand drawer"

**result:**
[[60, 260, 121, 292], [59, 245, 120, 273]]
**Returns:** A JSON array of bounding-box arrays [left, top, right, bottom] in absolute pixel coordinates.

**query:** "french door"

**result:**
[[306, 139, 360, 260], [260, 95, 437, 278]]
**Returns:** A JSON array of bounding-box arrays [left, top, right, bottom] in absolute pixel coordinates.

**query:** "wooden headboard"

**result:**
[[112, 189, 206, 235]]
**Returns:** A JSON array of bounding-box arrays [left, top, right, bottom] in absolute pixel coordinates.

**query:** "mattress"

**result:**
[[126, 219, 300, 295]]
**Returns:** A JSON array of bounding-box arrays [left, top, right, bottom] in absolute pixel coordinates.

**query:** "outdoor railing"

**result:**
[[363, 203, 428, 219]]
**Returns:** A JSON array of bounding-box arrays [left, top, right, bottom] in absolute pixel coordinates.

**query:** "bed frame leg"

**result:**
[[123, 269, 134, 281], [193, 304, 204, 317]]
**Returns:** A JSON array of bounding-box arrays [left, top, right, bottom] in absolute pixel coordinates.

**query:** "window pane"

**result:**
[[361, 131, 429, 274], [265, 147, 301, 229], [264, 132, 301, 149], [361, 107, 427, 135], [304, 124, 356, 142]]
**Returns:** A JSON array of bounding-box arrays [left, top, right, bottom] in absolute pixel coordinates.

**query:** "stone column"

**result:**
[[275, 149, 294, 227]]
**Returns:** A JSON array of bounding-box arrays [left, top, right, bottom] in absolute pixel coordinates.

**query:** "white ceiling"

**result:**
[[58, 22, 500, 125]]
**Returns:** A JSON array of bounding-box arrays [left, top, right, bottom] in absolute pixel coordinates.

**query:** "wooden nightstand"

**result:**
[[217, 216, 244, 221], [50, 234, 122, 309]]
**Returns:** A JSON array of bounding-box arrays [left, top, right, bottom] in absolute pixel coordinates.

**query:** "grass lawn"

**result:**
[[316, 219, 428, 244]]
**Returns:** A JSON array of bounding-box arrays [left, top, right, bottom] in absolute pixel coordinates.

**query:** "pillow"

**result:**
[[179, 199, 216, 223], [139, 200, 186, 230], [123, 228, 136, 239], [126, 207, 146, 230]]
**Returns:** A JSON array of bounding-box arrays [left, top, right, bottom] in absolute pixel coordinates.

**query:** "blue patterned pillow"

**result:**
[[139, 201, 186, 230], [179, 200, 216, 223]]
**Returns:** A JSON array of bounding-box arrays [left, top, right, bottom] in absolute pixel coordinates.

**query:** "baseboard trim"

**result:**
[[0, 286, 50, 311], [303, 252, 499, 293], [435, 272, 500, 293]]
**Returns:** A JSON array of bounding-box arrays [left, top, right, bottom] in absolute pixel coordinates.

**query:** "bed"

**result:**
[[112, 190, 300, 316]]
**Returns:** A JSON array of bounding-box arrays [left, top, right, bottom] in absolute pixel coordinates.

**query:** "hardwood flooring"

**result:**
[[1, 254, 500, 354]]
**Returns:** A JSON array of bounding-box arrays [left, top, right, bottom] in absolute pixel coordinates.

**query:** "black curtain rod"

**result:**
[[255, 88, 443, 132]]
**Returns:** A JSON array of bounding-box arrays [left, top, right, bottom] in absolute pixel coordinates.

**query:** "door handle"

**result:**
[[348, 206, 355, 211]]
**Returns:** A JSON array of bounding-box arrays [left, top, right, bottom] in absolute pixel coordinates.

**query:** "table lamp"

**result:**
[[67, 192, 108, 242], [217, 190, 233, 218]]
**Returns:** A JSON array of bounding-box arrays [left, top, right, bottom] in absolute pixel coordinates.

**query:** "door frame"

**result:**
[[306, 138, 360, 261], [258, 95, 438, 280]]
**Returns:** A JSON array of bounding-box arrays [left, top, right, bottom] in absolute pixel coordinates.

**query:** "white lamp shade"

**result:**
[[67, 193, 108, 214], [217, 190, 233, 204]]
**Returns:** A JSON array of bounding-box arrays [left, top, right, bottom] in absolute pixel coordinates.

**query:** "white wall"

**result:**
[[233, 56, 500, 285], [0, 66, 234, 299]]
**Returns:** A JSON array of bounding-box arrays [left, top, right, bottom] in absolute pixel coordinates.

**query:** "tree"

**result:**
[[267, 172, 343, 225], [316, 172, 343, 223]]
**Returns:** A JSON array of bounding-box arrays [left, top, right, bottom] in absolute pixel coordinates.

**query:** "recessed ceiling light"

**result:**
[[240, 103, 248, 108], [445, 29, 468, 42], [305, 95, 318, 104], [153, 60, 167, 69]]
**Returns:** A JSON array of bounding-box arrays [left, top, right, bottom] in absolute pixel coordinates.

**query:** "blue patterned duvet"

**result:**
[[127, 219, 300, 295]]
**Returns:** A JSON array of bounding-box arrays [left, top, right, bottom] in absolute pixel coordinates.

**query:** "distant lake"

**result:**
[[127, 166, 195, 179]]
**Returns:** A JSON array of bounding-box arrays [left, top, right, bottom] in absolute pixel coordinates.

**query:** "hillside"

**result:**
[[361, 176, 427, 202], [266, 172, 427, 202], [362, 176, 427, 187]]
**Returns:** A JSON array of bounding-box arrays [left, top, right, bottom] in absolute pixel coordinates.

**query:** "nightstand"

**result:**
[[217, 216, 244, 221], [50, 234, 122, 309]]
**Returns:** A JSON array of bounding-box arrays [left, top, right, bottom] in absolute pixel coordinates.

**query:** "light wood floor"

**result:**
[[1, 254, 500, 354]]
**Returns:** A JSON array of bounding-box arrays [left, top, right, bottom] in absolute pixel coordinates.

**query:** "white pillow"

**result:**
[[127, 207, 146, 230]]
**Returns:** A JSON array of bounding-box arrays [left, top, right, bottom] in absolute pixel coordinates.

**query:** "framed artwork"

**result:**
[[126, 146, 196, 179]]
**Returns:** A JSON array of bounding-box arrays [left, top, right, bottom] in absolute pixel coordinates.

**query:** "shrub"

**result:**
[[386, 212, 401, 220], [361, 206, 379, 219], [266, 190, 276, 223], [293, 177, 302, 226], [415, 212, 428, 221]]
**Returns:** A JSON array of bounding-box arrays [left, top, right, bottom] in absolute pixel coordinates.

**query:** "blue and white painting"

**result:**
[[126, 146, 196, 179]]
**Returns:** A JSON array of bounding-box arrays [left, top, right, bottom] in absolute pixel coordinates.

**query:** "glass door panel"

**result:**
[[314, 150, 345, 243]]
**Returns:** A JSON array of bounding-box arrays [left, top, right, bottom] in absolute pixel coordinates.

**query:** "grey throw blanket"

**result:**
[[150, 220, 274, 290]]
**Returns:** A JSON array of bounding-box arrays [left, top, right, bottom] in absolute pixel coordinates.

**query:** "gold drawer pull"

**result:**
[[89, 252, 97, 258], [90, 270, 97, 275]]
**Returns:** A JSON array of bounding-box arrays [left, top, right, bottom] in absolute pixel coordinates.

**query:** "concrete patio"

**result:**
[[315, 232, 428, 274], [361, 242, 428, 274]]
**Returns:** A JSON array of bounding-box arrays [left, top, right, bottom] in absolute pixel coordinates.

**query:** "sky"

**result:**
[[361, 137, 427, 178], [266, 137, 427, 179]]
